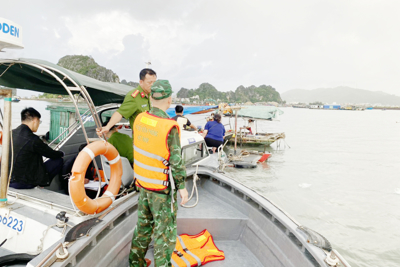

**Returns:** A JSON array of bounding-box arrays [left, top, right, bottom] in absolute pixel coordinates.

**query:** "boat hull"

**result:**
[[3, 166, 331, 267]]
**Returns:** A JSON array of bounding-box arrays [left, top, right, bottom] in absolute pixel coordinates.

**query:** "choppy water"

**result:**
[[189, 107, 400, 267], [3, 101, 400, 266]]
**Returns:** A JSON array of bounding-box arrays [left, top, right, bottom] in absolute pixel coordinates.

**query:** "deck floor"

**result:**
[[144, 182, 264, 266], [145, 240, 263, 267]]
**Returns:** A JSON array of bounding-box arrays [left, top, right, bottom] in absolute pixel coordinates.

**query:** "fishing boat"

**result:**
[[221, 105, 286, 147], [166, 105, 217, 117], [0, 58, 351, 267]]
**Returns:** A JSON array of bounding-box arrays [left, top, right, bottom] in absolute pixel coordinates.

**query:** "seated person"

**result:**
[[202, 114, 225, 153], [172, 105, 197, 131], [102, 118, 133, 165], [206, 112, 215, 122], [246, 119, 255, 135], [9, 107, 64, 189], [61, 144, 100, 198]]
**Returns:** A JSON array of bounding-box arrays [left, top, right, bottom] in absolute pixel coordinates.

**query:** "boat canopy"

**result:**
[[0, 58, 133, 106], [237, 106, 284, 120]]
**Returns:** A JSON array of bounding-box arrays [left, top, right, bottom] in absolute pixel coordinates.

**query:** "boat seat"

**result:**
[[176, 116, 188, 130], [100, 155, 133, 187], [176, 179, 248, 240]]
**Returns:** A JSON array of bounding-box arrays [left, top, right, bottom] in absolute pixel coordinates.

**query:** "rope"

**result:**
[[227, 150, 250, 162], [28, 223, 58, 255], [182, 165, 200, 208], [6, 127, 14, 203], [94, 188, 127, 200], [68, 176, 87, 218]]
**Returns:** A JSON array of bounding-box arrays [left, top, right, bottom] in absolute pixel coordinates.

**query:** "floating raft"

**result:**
[[226, 132, 285, 146]]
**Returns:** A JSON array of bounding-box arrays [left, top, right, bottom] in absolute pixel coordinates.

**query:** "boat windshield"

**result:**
[[99, 107, 130, 129], [182, 141, 209, 166]]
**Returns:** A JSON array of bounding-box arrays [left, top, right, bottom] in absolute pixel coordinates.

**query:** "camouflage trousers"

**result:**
[[130, 188, 178, 267]]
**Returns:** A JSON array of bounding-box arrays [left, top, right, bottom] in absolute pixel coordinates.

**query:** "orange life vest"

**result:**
[[133, 112, 180, 191], [171, 230, 225, 267]]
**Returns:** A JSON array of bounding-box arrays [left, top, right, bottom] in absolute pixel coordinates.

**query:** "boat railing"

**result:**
[[0, 59, 113, 206]]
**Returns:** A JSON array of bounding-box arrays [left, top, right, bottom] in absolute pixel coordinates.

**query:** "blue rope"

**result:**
[[0, 198, 7, 202]]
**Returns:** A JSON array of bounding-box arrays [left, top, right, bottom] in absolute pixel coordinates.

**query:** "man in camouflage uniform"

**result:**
[[130, 80, 189, 267]]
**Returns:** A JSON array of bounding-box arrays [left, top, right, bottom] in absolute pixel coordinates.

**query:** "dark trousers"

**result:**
[[205, 137, 223, 148], [9, 158, 64, 189]]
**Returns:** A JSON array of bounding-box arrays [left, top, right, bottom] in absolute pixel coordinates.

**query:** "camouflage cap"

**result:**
[[151, 80, 173, 100]]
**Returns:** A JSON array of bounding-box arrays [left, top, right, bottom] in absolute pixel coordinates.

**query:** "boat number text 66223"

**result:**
[[0, 211, 26, 234]]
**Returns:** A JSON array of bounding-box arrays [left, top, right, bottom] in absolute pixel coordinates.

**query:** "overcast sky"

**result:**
[[2, 0, 400, 97]]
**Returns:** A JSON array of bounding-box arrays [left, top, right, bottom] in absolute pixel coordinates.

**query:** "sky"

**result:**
[[1, 0, 400, 97]]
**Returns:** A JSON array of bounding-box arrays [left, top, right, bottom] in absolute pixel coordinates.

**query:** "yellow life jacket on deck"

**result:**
[[133, 112, 180, 191], [171, 230, 225, 267]]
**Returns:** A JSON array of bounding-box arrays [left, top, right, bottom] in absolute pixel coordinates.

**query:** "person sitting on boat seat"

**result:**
[[202, 113, 225, 153], [172, 105, 197, 131], [206, 112, 215, 122], [9, 107, 64, 189], [61, 144, 105, 198], [102, 118, 133, 165], [246, 119, 255, 135]]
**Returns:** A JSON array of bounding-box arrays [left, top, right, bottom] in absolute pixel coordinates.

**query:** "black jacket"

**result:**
[[9, 124, 63, 186]]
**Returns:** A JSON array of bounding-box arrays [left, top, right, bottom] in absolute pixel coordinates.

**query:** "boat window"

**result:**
[[182, 141, 209, 166], [99, 108, 129, 127]]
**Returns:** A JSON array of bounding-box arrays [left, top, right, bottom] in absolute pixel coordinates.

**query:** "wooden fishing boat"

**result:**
[[166, 105, 217, 116], [226, 131, 286, 146], [0, 58, 350, 267], [220, 105, 286, 147]]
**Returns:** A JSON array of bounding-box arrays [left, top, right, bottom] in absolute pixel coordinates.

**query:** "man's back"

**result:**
[[10, 124, 62, 186], [172, 114, 191, 130]]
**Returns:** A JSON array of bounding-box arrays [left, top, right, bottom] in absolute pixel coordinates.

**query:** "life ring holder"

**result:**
[[69, 141, 122, 214]]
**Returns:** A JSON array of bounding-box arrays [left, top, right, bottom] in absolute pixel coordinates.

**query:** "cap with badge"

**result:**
[[151, 80, 173, 100]]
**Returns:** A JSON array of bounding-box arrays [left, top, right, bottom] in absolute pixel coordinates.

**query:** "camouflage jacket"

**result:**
[[149, 107, 186, 192]]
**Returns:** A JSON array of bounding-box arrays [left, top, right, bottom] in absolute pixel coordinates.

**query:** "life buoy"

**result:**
[[70, 141, 122, 214]]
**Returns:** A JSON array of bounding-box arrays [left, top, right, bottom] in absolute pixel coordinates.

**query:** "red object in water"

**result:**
[[258, 153, 271, 163]]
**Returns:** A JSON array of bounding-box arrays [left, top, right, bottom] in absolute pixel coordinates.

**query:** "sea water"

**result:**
[[189, 107, 400, 267]]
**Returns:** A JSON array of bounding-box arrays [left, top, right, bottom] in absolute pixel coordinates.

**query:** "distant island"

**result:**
[[24, 55, 283, 105], [282, 86, 400, 106], [177, 83, 282, 104], [58, 55, 120, 83]]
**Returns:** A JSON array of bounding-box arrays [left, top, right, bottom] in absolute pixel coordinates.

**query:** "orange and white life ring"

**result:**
[[70, 141, 122, 214]]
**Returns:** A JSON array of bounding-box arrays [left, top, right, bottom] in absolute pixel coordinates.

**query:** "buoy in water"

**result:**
[[258, 153, 271, 163]]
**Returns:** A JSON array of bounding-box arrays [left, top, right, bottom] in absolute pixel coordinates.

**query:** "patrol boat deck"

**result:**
[[150, 175, 263, 267]]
